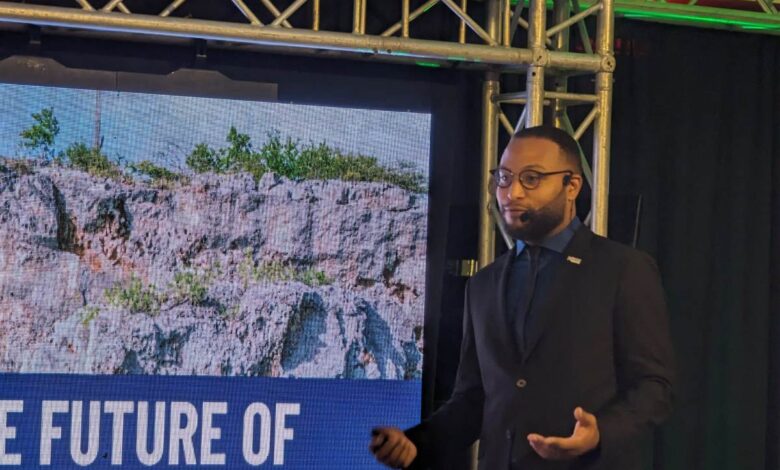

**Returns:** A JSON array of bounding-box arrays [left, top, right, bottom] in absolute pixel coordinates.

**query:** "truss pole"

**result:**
[[441, 0, 497, 45], [159, 0, 186, 18], [270, 0, 308, 27], [259, 0, 293, 28], [499, 110, 515, 134], [101, 0, 124, 13], [478, 0, 501, 267], [360, 0, 367, 35], [312, 0, 319, 31], [476, 0, 501, 437], [546, 1, 601, 39], [515, 106, 528, 133], [478, 74, 500, 272], [571, 0, 594, 54], [552, 0, 571, 129], [381, 0, 438, 37], [509, 0, 523, 42], [526, 0, 547, 127], [402, 0, 410, 38], [74, 0, 95, 11], [592, 0, 615, 235], [231, 0, 262, 26], [0, 2, 604, 70], [503, 0, 511, 46], [353, 0, 361, 33]]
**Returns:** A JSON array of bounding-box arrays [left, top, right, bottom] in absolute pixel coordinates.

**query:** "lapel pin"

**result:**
[[566, 256, 582, 265]]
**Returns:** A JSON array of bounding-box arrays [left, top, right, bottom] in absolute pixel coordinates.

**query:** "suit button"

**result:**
[[516, 378, 527, 388], [506, 430, 512, 439]]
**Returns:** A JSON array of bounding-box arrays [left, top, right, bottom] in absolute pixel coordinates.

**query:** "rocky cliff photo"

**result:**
[[0, 160, 427, 380]]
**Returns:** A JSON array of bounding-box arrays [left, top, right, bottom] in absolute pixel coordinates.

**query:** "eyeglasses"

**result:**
[[489, 168, 573, 190]]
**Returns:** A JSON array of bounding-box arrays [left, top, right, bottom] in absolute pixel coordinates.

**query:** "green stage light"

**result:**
[[509, 0, 780, 33]]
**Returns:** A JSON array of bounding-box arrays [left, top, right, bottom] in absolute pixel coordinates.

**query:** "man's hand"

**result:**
[[370, 426, 417, 469], [527, 407, 600, 460]]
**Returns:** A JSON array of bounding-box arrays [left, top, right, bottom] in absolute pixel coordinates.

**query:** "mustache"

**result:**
[[500, 204, 533, 212]]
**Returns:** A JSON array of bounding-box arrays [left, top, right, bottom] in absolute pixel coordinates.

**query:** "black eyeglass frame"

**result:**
[[489, 168, 574, 190]]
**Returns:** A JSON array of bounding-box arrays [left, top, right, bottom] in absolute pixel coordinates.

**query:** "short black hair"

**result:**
[[513, 125, 583, 174]]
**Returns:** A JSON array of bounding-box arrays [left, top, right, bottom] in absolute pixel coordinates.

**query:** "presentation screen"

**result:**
[[0, 81, 429, 468]]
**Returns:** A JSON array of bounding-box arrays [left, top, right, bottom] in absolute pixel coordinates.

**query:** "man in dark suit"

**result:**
[[370, 125, 675, 469]]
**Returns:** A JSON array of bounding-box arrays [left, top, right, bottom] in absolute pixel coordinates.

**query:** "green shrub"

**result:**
[[238, 249, 332, 288], [228, 128, 267, 181], [186, 128, 426, 192], [298, 268, 333, 287], [104, 274, 163, 315], [129, 160, 186, 186], [169, 270, 210, 306], [186, 143, 222, 174], [225, 126, 253, 167], [20, 107, 60, 160], [259, 132, 301, 179], [80, 306, 100, 326], [186, 127, 256, 176], [63, 142, 125, 180]]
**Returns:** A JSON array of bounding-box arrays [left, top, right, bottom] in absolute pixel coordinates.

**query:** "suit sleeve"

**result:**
[[593, 251, 676, 461], [404, 278, 485, 469]]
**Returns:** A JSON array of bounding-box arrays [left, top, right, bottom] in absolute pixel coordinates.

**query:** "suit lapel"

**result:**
[[521, 226, 594, 363]]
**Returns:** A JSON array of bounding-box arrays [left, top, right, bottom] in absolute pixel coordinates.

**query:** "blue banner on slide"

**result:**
[[0, 374, 421, 469]]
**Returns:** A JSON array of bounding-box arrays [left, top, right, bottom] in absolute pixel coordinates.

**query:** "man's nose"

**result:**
[[508, 179, 526, 199]]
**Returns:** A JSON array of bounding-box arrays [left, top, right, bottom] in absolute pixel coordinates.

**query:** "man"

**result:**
[[370, 125, 675, 469]]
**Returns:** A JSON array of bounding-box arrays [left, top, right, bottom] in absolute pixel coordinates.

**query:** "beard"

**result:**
[[501, 191, 566, 242]]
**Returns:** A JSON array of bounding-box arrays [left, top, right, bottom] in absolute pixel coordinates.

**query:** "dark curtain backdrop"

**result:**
[[606, 21, 780, 470]]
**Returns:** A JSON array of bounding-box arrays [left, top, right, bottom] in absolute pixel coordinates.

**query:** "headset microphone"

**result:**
[[517, 177, 571, 223]]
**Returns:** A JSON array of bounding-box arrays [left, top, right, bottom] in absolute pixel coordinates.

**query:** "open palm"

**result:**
[[527, 407, 600, 460]]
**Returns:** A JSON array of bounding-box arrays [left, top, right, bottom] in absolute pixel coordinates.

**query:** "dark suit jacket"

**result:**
[[406, 226, 675, 470]]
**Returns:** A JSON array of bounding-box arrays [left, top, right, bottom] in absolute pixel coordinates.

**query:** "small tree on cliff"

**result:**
[[20, 107, 60, 160]]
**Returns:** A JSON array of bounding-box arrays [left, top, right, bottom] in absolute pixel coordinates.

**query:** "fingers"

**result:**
[[574, 406, 597, 427], [529, 434, 565, 460], [544, 436, 577, 450], [527, 434, 583, 460], [387, 440, 410, 467], [373, 433, 401, 461], [398, 440, 417, 467], [370, 432, 386, 451], [370, 427, 417, 468]]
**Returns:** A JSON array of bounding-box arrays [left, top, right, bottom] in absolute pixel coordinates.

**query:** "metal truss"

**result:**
[[0, 1, 602, 71], [610, 0, 780, 35], [476, 0, 614, 267], [0, 0, 614, 270]]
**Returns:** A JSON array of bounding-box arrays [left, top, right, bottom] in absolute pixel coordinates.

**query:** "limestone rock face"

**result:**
[[0, 161, 426, 379]]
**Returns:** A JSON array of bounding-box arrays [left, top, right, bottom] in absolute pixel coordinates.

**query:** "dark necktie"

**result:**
[[516, 245, 542, 353]]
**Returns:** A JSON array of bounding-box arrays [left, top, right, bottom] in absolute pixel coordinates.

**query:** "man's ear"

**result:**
[[567, 174, 583, 200]]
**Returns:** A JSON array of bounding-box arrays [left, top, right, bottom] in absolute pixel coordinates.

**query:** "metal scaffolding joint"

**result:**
[[600, 53, 617, 72], [531, 47, 550, 66]]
